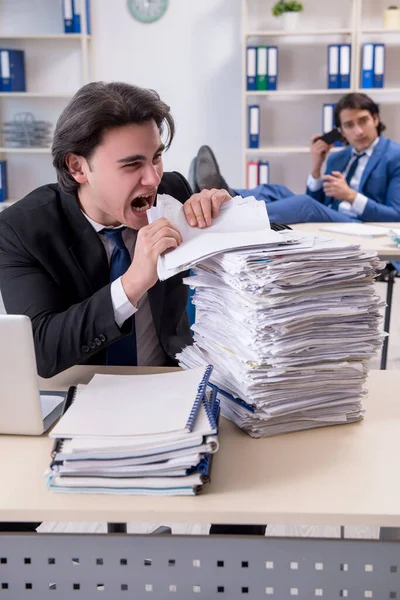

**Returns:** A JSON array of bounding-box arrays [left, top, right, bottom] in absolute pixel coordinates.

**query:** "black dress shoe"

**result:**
[[194, 145, 235, 196]]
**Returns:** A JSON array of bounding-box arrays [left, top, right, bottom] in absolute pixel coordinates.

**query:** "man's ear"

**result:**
[[373, 114, 380, 128], [65, 153, 89, 185]]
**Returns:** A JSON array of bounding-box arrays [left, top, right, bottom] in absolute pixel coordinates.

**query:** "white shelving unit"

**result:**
[[241, 0, 400, 192], [0, 0, 93, 203]]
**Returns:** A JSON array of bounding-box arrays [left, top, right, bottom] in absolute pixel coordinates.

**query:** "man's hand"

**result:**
[[322, 171, 357, 203], [183, 188, 231, 228], [310, 134, 333, 179], [121, 217, 182, 305]]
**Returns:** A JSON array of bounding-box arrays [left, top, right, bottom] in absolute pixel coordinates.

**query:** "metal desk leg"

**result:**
[[107, 523, 127, 533], [380, 267, 396, 370]]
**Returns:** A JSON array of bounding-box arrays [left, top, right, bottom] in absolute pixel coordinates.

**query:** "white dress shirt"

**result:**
[[82, 213, 167, 366], [307, 137, 380, 217]]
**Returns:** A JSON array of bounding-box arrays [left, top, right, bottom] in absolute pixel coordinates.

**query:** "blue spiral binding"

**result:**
[[184, 365, 214, 432]]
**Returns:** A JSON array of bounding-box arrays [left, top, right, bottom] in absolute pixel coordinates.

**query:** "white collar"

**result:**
[[81, 210, 125, 233]]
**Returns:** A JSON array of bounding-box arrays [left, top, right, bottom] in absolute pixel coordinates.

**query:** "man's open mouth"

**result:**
[[131, 193, 154, 213]]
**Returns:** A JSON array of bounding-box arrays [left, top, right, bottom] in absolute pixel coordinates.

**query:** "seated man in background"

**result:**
[[0, 81, 231, 379], [191, 93, 400, 224]]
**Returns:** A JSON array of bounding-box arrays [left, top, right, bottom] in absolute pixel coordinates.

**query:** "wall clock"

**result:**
[[128, 0, 169, 23]]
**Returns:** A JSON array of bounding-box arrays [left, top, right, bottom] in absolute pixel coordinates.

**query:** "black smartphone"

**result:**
[[315, 128, 344, 145]]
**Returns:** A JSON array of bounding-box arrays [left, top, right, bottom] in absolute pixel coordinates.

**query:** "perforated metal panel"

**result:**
[[0, 534, 399, 599]]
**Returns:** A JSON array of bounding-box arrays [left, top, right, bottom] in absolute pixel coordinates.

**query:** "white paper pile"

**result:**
[[177, 230, 385, 437], [147, 194, 284, 280], [46, 368, 219, 495]]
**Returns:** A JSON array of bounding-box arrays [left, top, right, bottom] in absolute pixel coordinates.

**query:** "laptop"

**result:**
[[0, 314, 66, 435]]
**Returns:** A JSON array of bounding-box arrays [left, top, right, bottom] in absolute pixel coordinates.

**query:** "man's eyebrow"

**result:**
[[117, 144, 165, 164]]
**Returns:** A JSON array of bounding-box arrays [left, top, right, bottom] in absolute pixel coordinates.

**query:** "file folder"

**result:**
[[0, 49, 26, 92], [246, 46, 257, 91], [322, 103, 335, 134], [361, 43, 374, 88], [247, 161, 259, 188], [327, 45, 340, 89], [63, 0, 75, 33], [73, 0, 92, 34], [267, 46, 278, 90], [339, 44, 351, 88], [0, 161, 8, 203], [373, 44, 385, 88], [256, 46, 268, 91], [248, 105, 260, 148], [258, 160, 270, 185]]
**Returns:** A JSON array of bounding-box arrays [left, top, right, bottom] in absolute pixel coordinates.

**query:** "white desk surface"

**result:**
[[291, 222, 400, 262], [0, 368, 399, 527]]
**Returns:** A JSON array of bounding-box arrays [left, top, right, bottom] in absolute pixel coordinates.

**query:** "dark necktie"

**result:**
[[100, 227, 137, 366], [331, 152, 366, 211]]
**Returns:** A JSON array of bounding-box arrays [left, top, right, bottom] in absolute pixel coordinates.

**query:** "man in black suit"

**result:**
[[0, 81, 230, 379]]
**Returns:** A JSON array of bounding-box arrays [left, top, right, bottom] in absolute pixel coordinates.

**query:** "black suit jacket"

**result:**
[[0, 172, 193, 378]]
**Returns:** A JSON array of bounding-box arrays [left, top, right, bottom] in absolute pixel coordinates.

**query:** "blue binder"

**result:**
[[73, 0, 92, 34], [0, 161, 8, 203], [63, 0, 75, 33], [373, 44, 385, 88], [267, 46, 278, 90], [0, 50, 26, 92], [361, 43, 374, 88], [248, 105, 260, 148], [327, 45, 340, 89], [258, 160, 270, 185], [246, 46, 257, 91], [339, 44, 351, 88]]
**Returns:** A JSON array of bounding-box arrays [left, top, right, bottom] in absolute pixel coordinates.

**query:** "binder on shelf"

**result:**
[[322, 103, 335, 134], [0, 49, 26, 92], [0, 161, 8, 203], [256, 46, 268, 91], [373, 43, 385, 88], [327, 45, 340, 89], [267, 46, 278, 90], [339, 44, 351, 88], [361, 43, 374, 89], [247, 161, 259, 188], [73, 0, 92, 34], [246, 46, 257, 91], [63, 0, 75, 33], [248, 105, 260, 149], [258, 160, 270, 185]]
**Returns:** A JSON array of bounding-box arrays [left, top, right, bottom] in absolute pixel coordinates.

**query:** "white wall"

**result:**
[[91, 0, 243, 188]]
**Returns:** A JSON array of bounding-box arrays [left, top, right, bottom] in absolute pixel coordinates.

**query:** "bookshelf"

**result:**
[[0, 0, 92, 203], [242, 0, 400, 192]]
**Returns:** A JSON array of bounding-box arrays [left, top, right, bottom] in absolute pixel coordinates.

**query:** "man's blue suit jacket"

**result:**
[[306, 136, 400, 222]]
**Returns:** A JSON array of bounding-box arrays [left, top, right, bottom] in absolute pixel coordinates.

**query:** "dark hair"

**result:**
[[52, 81, 175, 194], [334, 92, 386, 136]]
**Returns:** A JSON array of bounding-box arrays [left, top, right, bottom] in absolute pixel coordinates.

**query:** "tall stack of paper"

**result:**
[[46, 367, 219, 495], [177, 230, 385, 437]]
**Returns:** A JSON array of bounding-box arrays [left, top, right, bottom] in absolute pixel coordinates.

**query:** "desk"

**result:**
[[292, 222, 400, 370], [1, 368, 400, 598]]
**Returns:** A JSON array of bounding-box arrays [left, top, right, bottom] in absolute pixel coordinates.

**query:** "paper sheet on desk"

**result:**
[[319, 223, 389, 237], [147, 194, 283, 280]]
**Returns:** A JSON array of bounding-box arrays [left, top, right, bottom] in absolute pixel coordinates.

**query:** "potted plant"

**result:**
[[272, 0, 304, 30]]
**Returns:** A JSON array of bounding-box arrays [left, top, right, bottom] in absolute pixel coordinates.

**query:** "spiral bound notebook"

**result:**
[[50, 366, 214, 440]]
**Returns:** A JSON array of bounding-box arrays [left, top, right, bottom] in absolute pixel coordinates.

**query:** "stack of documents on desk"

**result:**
[[177, 230, 385, 437], [147, 194, 284, 280], [46, 367, 219, 495]]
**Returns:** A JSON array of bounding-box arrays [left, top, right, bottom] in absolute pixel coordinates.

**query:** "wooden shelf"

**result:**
[[0, 34, 91, 40], [246, 146, 344, 154], [0, 147, 51, 154], [360, 28, 400, 34], [356, 88, 400, 94], [245, 29, 352, 37], [246, 89, 352, 96], [0, 92, 72, 98]]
